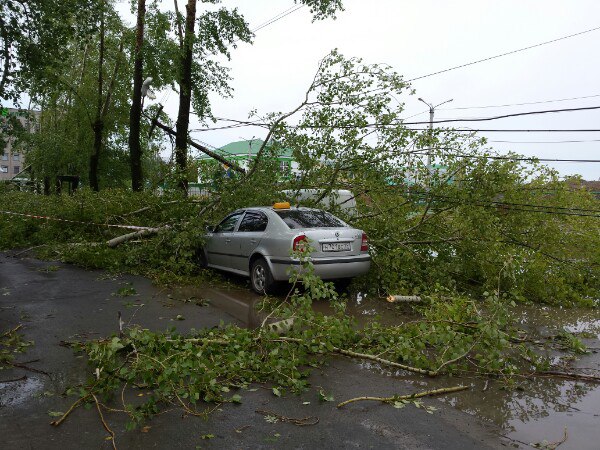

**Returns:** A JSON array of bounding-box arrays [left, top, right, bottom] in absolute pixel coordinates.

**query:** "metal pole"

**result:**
[[427, 106, 434, 168], [418, 97, 453, 172]]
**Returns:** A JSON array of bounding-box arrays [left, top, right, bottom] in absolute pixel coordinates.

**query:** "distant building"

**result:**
[[0, 108, 40, 181], [197, 138, 298, 179], [578, 180, 600, 199]]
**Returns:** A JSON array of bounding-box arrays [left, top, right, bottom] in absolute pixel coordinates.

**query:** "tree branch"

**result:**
[[337, 385, 468, 408]]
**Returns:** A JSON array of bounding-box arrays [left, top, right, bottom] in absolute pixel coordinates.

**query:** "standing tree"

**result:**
[[23, 2, 132, 190], [90, 0, 125, 191], [127, 0, 344, 192], [0, 0, 95, 103], [128, 0, 146, 191]]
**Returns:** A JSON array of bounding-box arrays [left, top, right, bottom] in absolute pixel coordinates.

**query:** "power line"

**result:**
[[406, 128, 600, 133], [434, 152, 600, 164], [252, 5, 304, 33], [461, 202, 600, 218], [402, 105, 600, 125], [408, 25, 600, 82], [438, 93, 600, 111], [410, 192, 600, 217], [190, 122, 259, 132], [230, 4, 305, 46], [404, 93, 600, 120], [490, 139, 600, 144]]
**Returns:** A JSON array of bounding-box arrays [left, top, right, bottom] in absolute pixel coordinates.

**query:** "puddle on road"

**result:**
[[168, 282, 600, 448], [169, 284, 264, 328], [353, 303, 600, 450], [0, 375, 44, 407]]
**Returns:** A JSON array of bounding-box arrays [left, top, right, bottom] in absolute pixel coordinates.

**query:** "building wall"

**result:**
[[0, 108, 39, 181], [197, 154, 299, 183]]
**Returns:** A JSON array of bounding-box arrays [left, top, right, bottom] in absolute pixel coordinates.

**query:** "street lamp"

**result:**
[[418, 97, 453, 168], [140, 77, 156, 109]]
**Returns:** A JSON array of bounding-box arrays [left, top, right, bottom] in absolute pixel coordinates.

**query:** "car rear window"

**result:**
[[275, 210, 347, 229]]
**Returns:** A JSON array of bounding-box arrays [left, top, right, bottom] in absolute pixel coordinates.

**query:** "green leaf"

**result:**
[[318, 388, 334, 402], [265, 415, 279, 424], [109, 337, 124, 351]]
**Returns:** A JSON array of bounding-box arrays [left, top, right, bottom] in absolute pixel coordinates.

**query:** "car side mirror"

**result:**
[[206, 225, 215, 233]]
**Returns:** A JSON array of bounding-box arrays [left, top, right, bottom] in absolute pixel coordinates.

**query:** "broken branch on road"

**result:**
[[337, 385, 469, 408], [255, 409, 319, 426]]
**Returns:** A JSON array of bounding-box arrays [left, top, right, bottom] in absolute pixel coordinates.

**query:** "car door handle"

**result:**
[[225, 239, 231, 243], [250, 239, 257, 244]]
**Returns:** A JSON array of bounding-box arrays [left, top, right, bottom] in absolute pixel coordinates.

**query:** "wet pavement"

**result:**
[[0, 253, 503, 449], [314, 296, 600, 450], [2, 252, 599, 448]]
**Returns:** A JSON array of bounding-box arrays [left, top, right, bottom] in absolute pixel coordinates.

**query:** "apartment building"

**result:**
[[0, 108, 40, 181]]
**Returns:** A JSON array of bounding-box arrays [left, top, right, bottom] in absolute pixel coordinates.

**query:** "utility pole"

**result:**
[[418, 97, 453, 168]]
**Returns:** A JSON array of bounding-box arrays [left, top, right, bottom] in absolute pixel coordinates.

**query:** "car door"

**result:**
[[205, 211, 244, 269], [229, 210, 269, 273]]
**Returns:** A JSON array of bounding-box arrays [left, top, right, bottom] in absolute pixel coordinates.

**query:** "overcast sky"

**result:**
[[126, 0, 600, 180]]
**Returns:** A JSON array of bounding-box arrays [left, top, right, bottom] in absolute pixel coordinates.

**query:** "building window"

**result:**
[[13, 166, 20, 174], [279, 160, 290, 172], [13, 153, 19, 161], [0, 165, 8, 173], [1, 153, 7, 161]]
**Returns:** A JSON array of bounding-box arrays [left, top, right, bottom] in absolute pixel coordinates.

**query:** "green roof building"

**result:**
[[197, 139, 298, 180]]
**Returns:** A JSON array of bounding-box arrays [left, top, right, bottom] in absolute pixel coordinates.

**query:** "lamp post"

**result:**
[[417, 97, 453, 168]]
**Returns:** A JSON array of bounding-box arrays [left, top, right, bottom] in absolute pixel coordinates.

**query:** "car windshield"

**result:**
[[275, 209, 347, 229]]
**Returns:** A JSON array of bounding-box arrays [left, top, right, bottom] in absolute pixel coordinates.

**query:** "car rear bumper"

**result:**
[[267, 255, 371, 281]]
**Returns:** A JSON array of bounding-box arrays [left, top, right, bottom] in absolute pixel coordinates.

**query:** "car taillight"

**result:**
[[360, 233, 369, 251], [293, 234, 308, 252]]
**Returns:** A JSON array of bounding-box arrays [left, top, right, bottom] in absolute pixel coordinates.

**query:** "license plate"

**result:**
[[322, 242, 351, 252]]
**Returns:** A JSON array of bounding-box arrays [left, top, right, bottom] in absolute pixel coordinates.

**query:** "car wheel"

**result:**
[[195, 248, 208, 268], [333, 278, 352, 292], [251, 258, 275, 294]]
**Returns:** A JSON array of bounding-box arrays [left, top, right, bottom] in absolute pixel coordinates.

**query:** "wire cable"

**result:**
[[408, 25, 600, 82], [411, 149, 600, 163], [406, 128, 600, 133], [252, 5, 304, 33], [446, 154, 600, 163], [490, 139, 600, 144], [438, 93, 600, 111], [401, 105, 600, 125], [409, 192, 600, 217]]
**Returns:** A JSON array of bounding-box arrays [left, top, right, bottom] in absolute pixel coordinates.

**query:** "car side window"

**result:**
[[238, 211, 268, 232], [214, 212, 243, 233]]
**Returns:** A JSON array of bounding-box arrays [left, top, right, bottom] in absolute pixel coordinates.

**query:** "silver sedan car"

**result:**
[[199, 203, 370, 293]]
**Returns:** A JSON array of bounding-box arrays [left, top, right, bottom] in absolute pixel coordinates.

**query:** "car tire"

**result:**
[[251, 258, 275, 294], [333, 278, 352, 292], [195, 248, 208, 268]]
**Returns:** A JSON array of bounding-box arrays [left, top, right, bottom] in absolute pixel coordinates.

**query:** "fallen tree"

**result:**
[[106, 226, 165, 248]]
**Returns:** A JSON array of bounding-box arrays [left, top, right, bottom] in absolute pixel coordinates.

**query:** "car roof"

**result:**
[[242, 206, 322, 213]]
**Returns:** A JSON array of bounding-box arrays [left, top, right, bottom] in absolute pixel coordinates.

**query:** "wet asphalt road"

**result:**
[[0, 253, 507, 449]]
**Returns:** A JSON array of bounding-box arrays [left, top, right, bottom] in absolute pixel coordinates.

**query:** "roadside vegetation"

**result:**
[[2, 8, 599, 440]]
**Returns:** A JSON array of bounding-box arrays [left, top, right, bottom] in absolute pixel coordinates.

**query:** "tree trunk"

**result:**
[[43, 177, 50, 195], [0, 17, 12, 99], [174, 0, 197, 195], [128, 0, 146, 192], [90, 2, 104, 192]]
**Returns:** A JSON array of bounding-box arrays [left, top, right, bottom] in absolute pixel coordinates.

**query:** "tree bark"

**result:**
[[0, 17, 11, 99], [174, 0, 197, 194], [128, 0, 146, 192], [106, 226, 164, 248], [90, 2, 105, 192]]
